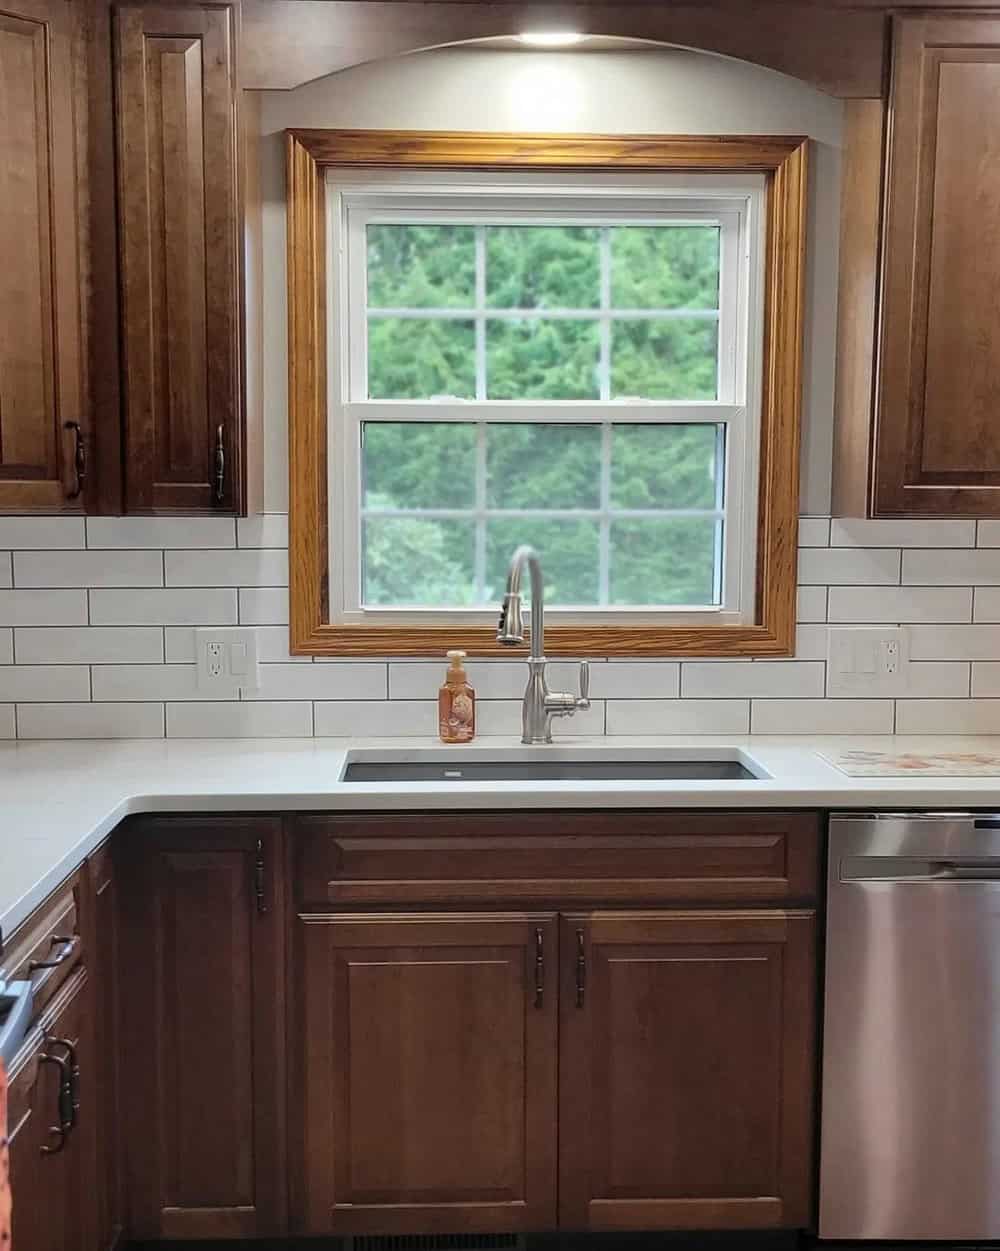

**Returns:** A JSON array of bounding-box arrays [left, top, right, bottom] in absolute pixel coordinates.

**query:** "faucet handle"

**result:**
[[578, 661, 591, 709]]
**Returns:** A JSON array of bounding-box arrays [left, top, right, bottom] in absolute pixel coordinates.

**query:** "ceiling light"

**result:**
[[516, 31, 585, 48]]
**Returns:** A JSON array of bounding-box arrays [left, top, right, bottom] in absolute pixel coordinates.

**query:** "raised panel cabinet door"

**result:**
[[294, 912, 558, 1235], [7, 970, 95, 1251], [559, 910, 817, 1232], [115, 3, 242, 512], [117, 818, 286, 1239], [0, 0, 87, 511], [877, 14, 1000, 515]]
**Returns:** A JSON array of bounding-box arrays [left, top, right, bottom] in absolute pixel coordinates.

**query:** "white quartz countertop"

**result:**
[[6, 733, 1000, 944]]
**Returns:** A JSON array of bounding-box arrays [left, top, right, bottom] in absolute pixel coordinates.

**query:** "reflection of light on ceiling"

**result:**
[[505, 58, 587, 128], [516, 31, 585, 48]]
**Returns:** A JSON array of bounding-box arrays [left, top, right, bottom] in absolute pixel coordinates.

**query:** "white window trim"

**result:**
[[324, 168, 766, 629]]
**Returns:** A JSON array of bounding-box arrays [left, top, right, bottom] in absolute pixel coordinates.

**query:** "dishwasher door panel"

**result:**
[[820, 814, 1000, 1241]]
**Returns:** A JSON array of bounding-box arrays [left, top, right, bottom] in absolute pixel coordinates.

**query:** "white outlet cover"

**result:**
[[195, 627, 261, 693], [827, 626, 909, 698]]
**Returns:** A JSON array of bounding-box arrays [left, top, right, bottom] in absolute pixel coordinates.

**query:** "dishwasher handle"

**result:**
[[843, 855, 1000, 882]]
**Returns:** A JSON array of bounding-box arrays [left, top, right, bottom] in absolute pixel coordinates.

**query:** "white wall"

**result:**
[[258, 45, 844, 514]]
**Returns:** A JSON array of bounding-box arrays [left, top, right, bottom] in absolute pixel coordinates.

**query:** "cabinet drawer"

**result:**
[[1, 874, 83, 1019], [295, 812, 820, 906]]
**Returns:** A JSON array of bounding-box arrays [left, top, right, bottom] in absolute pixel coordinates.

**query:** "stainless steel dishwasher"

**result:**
[[821, 811, 1000, 1241]]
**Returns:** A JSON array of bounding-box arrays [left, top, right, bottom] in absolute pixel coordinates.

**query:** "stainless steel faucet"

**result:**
[[496, 545, 590, 744]]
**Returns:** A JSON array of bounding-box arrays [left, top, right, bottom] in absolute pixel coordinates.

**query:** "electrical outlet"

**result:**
[[196, 628, 260, 693], [827, 626, 909, 698]]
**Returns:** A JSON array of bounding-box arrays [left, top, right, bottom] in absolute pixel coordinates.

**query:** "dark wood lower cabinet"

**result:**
[[117, 817, 287, 1240], [559, 910, 817, 1231], [293, 912, 559, 1235]]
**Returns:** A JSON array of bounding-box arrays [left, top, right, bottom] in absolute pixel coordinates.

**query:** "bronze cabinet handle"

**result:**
[[46, 1036, 79, 1127], [28, 934, 79, 974], [534, 927, 544, 1008], [576, 928, 586, 1008], [37, 1050, 72, 1155], [214, 424, 225, 504], [254, 838, 267, 914], [64, 422, 86, 500]]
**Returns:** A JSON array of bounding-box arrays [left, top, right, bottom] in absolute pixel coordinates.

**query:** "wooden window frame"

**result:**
[[287, 129, 808, 657]]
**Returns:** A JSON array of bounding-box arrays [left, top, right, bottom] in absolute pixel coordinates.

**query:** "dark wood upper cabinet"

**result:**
[[114, 2, 243, 513], [117, 817, 286, 1239], [559, 910, 817, 1232], [293, 912, 559, 1236], [836, 13, 1000, 517], [0, 0, 88, 512]]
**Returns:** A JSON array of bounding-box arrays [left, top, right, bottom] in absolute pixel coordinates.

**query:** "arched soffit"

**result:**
[[240, 1, 887, 98]]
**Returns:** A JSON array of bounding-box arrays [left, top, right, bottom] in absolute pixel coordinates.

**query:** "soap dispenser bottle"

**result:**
[[439, 650, 476, 743]]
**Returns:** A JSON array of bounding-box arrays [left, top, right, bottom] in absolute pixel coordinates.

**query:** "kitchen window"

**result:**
[[286, 132, 807, 656]]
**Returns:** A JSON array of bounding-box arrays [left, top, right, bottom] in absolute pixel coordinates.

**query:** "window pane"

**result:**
[[610, 518, 720, 606], [363, 423, 476, 510], [611, 226, 720, 310], [487, 518, 600, 606], [486, 226, 599, 309], [367, 224, 475, 308], [486, 423, 600, 510], [611, 318, 718, 400], [363, 517, 476, 606], [487, 319, 600, 399], [368, 318, 475, 399], [611, 424, 722, 511]]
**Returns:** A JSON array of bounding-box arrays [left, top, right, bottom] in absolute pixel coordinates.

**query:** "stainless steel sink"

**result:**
[[342, 749, 766, 783]]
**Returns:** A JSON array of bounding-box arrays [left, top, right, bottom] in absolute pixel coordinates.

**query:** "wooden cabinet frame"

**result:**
[[286, 130, 808, 657]]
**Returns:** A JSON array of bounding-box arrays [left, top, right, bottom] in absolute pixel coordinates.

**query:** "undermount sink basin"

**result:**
[[342, 748, 767, 784]]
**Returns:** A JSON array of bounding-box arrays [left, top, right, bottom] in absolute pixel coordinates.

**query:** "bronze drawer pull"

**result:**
[[28, 934, 79, 973], [534, 927, 544, 1008], [37, 1050, 72, 1155], [576, 928, 586, 1008], [214, 424, 225, 503]]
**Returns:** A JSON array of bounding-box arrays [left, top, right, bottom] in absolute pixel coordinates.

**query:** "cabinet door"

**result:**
[[115, 3, 242, 512], [7, 969, 95, 1251], [294, 913, 558, 1235], [560, 910, 816, 1231], [0, 0, 87, 511], [118, 817, 286, 1238], [877, 14, 1000, 515]]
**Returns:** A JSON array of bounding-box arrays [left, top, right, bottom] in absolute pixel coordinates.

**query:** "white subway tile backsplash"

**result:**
[[0, 518, 85, 550], [237, 514, 289, 548], [0, 553, 10, 589], [477, 700, 606, 737], [588, 661, 679, 700], [16, 702, 164, 739], [751, 699, 894, 734], [793, 625, 829, 660], [978, 521, 1000, 548], [974, 587, 1000, 622], [606, 699, 750, 735], [901, 662, 971, 698], [86, 516, 235, 549], [797, 586, 827, 622], [15, 627, 164, 664], [972, 663, 1000, 697], [14, 549, 163, 589], [682, 661, 825, 699], [91, 665, 216, 702], [0, 590, 87, 627], [798, 547, 900, 586], [797, 517, 830, 547], [0, 629, 11, 665], [0, 665, 90, 703], [246, 662, 386, 701], [90, 588, 238, 626], [829, 586, 972, 624], [831, 519, 976, 548], [904, 549, 1000, 586], [166, 701, 313, 738], [238, 588, 288, 625], [0, 704, 13, 738], [164, 623, 309, 664], [315, 700, 437, 737], [910, 625, 1000, 660], [165, 549, 288, 587], [895, 700, 1000, 735], [388, 659, 601, 702]]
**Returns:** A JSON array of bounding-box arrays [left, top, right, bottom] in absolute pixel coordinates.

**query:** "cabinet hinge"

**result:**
[[254, 838, 268, 914]]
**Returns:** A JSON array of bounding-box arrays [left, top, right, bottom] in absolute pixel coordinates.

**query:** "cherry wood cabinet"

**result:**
[[292, 912, 559, 1236], [7, 970, 95, 1251], [835, 12, 1000, 517], [116, 816, 286, 1239], [559, 910, 817, 1231], [114, 2, 244, 513], [0, 0, 88, 512]]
